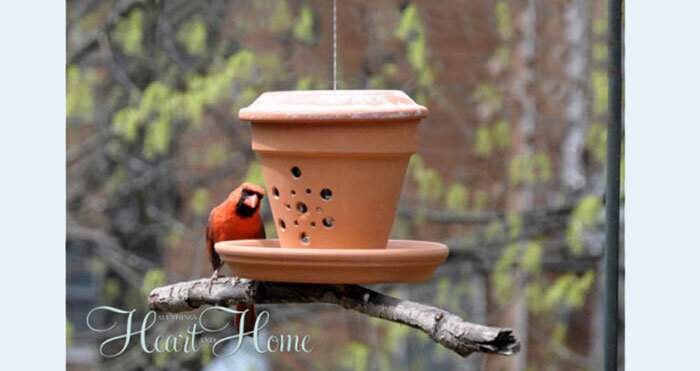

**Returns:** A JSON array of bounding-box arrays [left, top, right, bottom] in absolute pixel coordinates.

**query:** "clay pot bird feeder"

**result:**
[[215, 90, 448, 283]]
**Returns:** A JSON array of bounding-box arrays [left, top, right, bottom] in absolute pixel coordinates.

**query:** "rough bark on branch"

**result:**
[[148, 277, 520, 358]]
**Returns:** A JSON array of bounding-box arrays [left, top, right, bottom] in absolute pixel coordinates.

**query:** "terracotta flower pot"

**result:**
[[219, 90, 448, 283], [238, 90, 427, 250]]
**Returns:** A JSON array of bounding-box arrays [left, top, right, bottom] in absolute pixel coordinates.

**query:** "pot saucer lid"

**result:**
[[239, 90, 428, 122]]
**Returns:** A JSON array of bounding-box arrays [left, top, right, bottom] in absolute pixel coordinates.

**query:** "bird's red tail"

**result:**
[[234, 304, 257, 334]]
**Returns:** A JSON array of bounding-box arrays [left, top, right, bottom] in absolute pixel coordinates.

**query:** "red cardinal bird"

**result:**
[[206, 182, 265, 334]]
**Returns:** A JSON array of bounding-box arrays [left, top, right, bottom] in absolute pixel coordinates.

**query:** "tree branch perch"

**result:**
[[148, 277, 520, 358]]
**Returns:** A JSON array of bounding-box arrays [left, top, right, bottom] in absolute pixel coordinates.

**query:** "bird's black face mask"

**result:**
[[235, 189, 263, 218]]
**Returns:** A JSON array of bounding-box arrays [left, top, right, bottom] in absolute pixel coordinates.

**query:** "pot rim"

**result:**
[[239, 90, 428, 123]]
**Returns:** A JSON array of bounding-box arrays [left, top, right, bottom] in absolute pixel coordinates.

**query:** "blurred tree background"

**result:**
[[66, 0, 623, 370]]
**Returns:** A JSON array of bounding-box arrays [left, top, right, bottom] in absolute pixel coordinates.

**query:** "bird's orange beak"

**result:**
[[243, 194, 259, 209]]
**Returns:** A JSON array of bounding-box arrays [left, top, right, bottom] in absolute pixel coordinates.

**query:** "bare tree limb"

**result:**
[[67, 0, 143, 65], [67, 219, 157, 287], [396, 202, 574, 225], [148, 277, 520, 358]]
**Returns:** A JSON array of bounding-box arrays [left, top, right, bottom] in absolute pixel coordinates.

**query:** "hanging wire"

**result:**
[[333, 0, 337, 91]]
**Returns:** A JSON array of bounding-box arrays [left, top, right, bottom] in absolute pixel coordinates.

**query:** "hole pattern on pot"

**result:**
[[320, 188, 332, 201], [271, 166, 336, 247], [323, 217, 334, 229]]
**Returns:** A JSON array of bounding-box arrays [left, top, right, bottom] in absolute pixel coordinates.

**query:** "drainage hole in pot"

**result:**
[[291, 189, 296, 197], [291, 166, 302, 178], [306, 188, 311, 194], [279, 219, 286, 231], [316, 207, 322, 214], [285, 204, 291, 210], [272, 187, 279, 199], [323, 217, 334, 229], [294, 220, 299, 227], [311, 221, 316, 228], [320, 188, 332, 201], [296, 202, 308, 214], [300, 232, 310, 245]]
